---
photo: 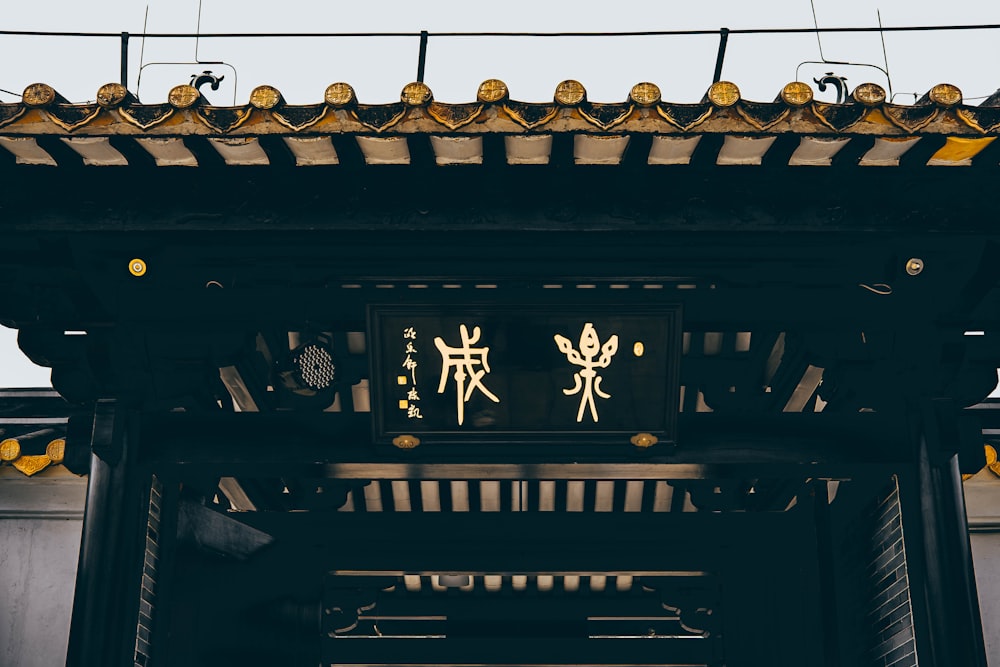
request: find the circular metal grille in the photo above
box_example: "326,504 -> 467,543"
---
295,344 -> 336,390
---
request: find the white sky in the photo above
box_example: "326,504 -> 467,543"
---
2,0 -> 1000,387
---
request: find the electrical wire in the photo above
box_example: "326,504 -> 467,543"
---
0,23 -> 1000,39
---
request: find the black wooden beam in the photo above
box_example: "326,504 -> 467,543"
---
349,594 -> 709,620
101,285 -> 939,332
830,136 -> 876,168
132,410 -> 908,480
759,133 -> 802,168
66,401 -> 147,667
328,133 -> 366,169
899,401 -> 988,667
321,637 -> 715,666
899,135 -> 948,169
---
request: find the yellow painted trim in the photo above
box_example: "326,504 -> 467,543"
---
117,106 -> 175,130
655,105 -> 711,132
271,106 -> 329,132
735,105 -> 788,131
44,106 -> 102,132
426,102 -> 485,131
929,136 -> 996,162
12,455 -> 51,477
580,104 -> 635,131
502,104 -> 558,130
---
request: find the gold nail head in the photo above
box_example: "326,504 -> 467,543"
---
477,79 -> 509,103
852,83 -> 886,106
633,341 -> 645,357
629,82 -> 661,106
630,432 -> 659,448
781,81 -> 814,106
0,438 -> 21,462
905,258 -> 924,276
249,85 -> 282,110
324,82 -> 356,107
129,258 -> 147,277
707,81 -> 741,107
97,82 -> 129,108
401,82 -> 433,106
46,438 -> 66,464
929,83 -> 962,107
168,84 -> 201,109
392,434 -> 420,449
22,83 -> 56,107
554,80 -> 586,106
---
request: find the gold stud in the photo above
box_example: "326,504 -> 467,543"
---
477,79 -> 509,103
781,81 -> 814,106
45,439 -> 66,464
0,438 -> 20,462
22,83 -> 56,107
707,81 -> 741,107
392,434 -> 420,449
129,258 -> 147,277
168,84 -> 201,109
401,82 -> 433,106
554,80 -> 586,106
905,258 -> 924,276
96,82 -> 129,108
249,85 -> 282,110
630,432 -> 659,448
629,82 -> 661,106
929,83 -> 962,107
852,83 -> 886,106
324,82 -> 356,107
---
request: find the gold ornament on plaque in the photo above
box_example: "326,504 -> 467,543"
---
630,433 -> 659,448
707,81 -> 741,107
554,80 -> 586,106
852,83 -> 886,106
392,434 -> 421,449
781,82 -> 814,106
477,79 -> 509,103
629,82 -> 661,106
129,258 -> 147,277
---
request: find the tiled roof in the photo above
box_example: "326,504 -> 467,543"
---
1,79 -> 999,167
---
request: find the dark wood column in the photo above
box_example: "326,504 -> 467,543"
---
901,401 -> 988,667
65,401 -> 148,667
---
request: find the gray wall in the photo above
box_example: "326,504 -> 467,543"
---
0,473 -> 86,667
966,474 -> 1000,665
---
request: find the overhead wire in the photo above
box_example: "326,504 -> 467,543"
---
0,23 -> 1000,39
